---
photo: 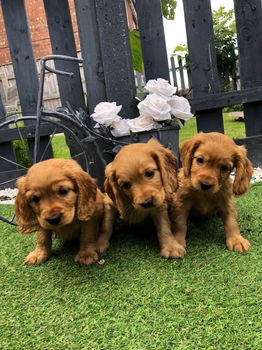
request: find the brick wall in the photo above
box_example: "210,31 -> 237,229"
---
0,0 -> 80,66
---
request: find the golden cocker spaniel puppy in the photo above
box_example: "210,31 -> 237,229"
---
104,138 -> 185,259
15,158 -> 114,265
172,132 -> 253,254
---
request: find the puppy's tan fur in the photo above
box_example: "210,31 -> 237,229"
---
172,132 -> 253,254
15,158 -> 114,265
104,139 -> 185,259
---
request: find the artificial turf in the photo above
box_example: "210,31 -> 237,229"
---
0,183 -> 261,349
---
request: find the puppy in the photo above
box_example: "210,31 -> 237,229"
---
104,138 -> 185,259
15,158 -> 114,265
172,132 -> 253,254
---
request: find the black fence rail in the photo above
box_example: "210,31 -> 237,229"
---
0,0 -> 262,187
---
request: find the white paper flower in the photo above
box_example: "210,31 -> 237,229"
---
91,102 -> 122,126
111,117 -> 131,137
137,94 -> 172,121
168,95 -> 193,120
128,115 -> 159,133
145,78 -> 177,99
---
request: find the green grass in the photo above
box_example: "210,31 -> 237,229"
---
179,113 -> 245,144
0,183 -> 261,349
51,134 -> 70,158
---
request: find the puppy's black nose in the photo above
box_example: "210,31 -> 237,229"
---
46,214 -> 61,226
140,197 -> 154,209
200,182 -> 213,190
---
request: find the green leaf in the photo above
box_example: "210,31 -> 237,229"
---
161,0 -> 177,20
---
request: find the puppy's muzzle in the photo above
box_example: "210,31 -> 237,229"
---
45,214 -> 62,226
140,197 -> 154,209
200,182 -> 213,191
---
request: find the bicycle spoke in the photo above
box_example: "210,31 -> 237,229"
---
14,119 -> 33,165
0,155 -> 28,170
40,126 -> 57,161
14,120 -> 28,152
0,176 -> 22,186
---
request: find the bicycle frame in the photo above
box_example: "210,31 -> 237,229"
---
34,55 -> 83,163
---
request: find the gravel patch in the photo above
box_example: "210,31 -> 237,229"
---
0,188 -> 18,205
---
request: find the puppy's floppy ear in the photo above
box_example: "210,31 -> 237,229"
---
15,176 -> 40,234
104,162 -> 126,218
233,145 -> 253,196
104,163 -> 117,205
180,134 -> 202,177
73,170 -> 97,221
149,138 -> 178,194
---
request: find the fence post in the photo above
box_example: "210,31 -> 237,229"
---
95,0 -> 137,119
1,0 -> 39,116
234,0 -> 262,136
0,93 -> 17,174
74,0 -> 107,114
170,56 -> 178,87
178,57 -> 186,90
0,93 -> 6,123
1,0 -> 53,166
43,0 -> 86,111
136,0 -> 170,82
183,0 -> 224,133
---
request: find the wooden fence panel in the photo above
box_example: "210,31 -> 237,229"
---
234,0 -> 262,136
1,0 -> 39,116
43,0 -> 85,111
95,0 -> 137,118
74,0 -> 106,114
136,0 -> 170,82
1,0 -> 52,178
170,57 -> 178,87
0,93 -> 6,122
183,0 -> 224,133
178,57 -> 186,90
0,93 -> 17,174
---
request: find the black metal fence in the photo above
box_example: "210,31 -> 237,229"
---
0,0 -> 262,186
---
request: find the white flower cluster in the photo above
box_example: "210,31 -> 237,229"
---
91,78 -> 193,137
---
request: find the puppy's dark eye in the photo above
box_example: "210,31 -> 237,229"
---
58,189 -> 69,195
145,170 -> 154,178
121,182 -> 131,190
31,196 -> 40,203
196,157 -> 204,164
221,165 -> 229,172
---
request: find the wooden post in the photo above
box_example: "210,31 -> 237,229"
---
178,57 -> 186,90
234,0 -> 262,136
0,93 -> 6,123
170,56 -> 178,87
74,0 -> 106,114
95,0 -> 137,119
136,0 -> 170,82
43,0 -> 86,111
1,0 -> 39,116
1,0 -> 52,171
183,0 -> 224,133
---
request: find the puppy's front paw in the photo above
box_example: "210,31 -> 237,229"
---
96,238 -> 110,254
160,239 -> 186,259
226,235 -> 251,253
74,249 -> 99,265
24,250 -> 50,265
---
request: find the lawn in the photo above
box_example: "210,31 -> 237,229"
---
179,112 -> 245,144
1,111 -> 260,349
0,182 -> 261,349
